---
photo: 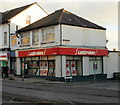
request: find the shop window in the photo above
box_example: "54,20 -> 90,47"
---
24,61 -> 39,76
40,61 -> 48,76
11,35 -> 17,45
32,30 -> 39,45
66,56 -> 74,60
89,57 -> 103,75
25,15 -> 31,25
31,57 -> 39,60
66,61 -> 77,76
21,32 -> 30,45
48,56 -> 55,60
40,56 -> 47,60
66,56 -> 82,76
4,32 -> 7,45
26,57 -> 32,61
42,27 -> 55,43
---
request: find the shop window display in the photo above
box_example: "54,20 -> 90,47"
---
40,61 -> 48,76
66,61 -> 77,76
66,56 -> 82,76
89,57 -> 103,75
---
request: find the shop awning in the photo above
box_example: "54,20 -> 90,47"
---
17,47 -> 108,57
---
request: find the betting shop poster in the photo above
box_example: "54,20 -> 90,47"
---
40,61 -> 48,76
71,61 -> 77,76
66,61 -> 71,76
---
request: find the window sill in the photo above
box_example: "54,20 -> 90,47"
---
41,41 -> 55,44
20,44 -> 30,47
32,43 -> 39,45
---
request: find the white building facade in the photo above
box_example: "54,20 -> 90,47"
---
0,2 -> 47,70
15,9 -> 108,81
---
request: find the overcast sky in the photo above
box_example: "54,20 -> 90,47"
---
0,0 -> 118,50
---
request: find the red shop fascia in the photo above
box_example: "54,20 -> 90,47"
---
17,47 -> 108,57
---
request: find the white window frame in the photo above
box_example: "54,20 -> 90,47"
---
4,32 -> 7,45
20,32 -> 30,46
41,27 -> 55,43
25,15 -> 31,25
32,30 -> 39,45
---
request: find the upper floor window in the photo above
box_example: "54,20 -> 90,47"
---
25,15 -> 31,25
11,35 -> 17,46
42,27 -> 55,43
21,32 -> 30,45
32,30 -> 39,45
4,32 -> 7,45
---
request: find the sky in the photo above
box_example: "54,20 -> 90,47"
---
0,0 -> 119,51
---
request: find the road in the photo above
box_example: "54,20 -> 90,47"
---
2,79 -> 120,104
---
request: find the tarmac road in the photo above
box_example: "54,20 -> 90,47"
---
2,78 -> 120,104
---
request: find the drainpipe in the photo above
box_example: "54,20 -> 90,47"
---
7,22 -> 12,74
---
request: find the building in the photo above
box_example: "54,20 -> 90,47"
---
15,9 -> 108,81
0,2 -> 47,72
105,51 -> 120,79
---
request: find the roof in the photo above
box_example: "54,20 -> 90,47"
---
17,9 -> 106,33
0,2 -> 43,24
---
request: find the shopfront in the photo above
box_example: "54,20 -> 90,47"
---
17,47 -> 108,80
21,56 -> 55,77
0,54 -> 8,75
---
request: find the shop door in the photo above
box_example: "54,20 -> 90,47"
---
48,61 -> 55,76
27,61 -> 39,76
66,61 -> 77,76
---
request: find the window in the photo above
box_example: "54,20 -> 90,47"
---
4,32 -> 7,45
42,27 -> 55,42
32,30 -> 39,45
89,57 -> 103,75
11,35 -> 17,45
25,15 -> 31,25
21,32 -> 30,45
66,56 -> 82,76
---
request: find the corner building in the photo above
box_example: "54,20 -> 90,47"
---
16,9 -> 108,81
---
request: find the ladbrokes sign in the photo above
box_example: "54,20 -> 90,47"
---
18,47 -> 108,57
77,50 -> 96,55
29,51 -> 44,56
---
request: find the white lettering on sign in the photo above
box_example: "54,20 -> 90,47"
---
78,50 -> 96,55
29,51 -> 44,56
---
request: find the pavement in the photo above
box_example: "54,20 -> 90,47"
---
2,76 -> 120,104
2,76 -> 120,91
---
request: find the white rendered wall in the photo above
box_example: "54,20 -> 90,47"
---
19,25 -> 60,49
10,4 -> 47,28
55,56 -> 66,77
9,4 -> 47,50
0,25 -> 2,49
16,57 -> 21,75
0,24 -> 9,49
62,25 -> 106,47
105,52 -> 119,78
55,56 -> 62,77
83,57 -> 89,76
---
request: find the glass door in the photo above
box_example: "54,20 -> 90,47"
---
48,61 -> 55,76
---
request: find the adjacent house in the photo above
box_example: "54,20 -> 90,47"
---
16,9 -> 108,81
105,51 -> 120,79
0,2 -> 47,71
